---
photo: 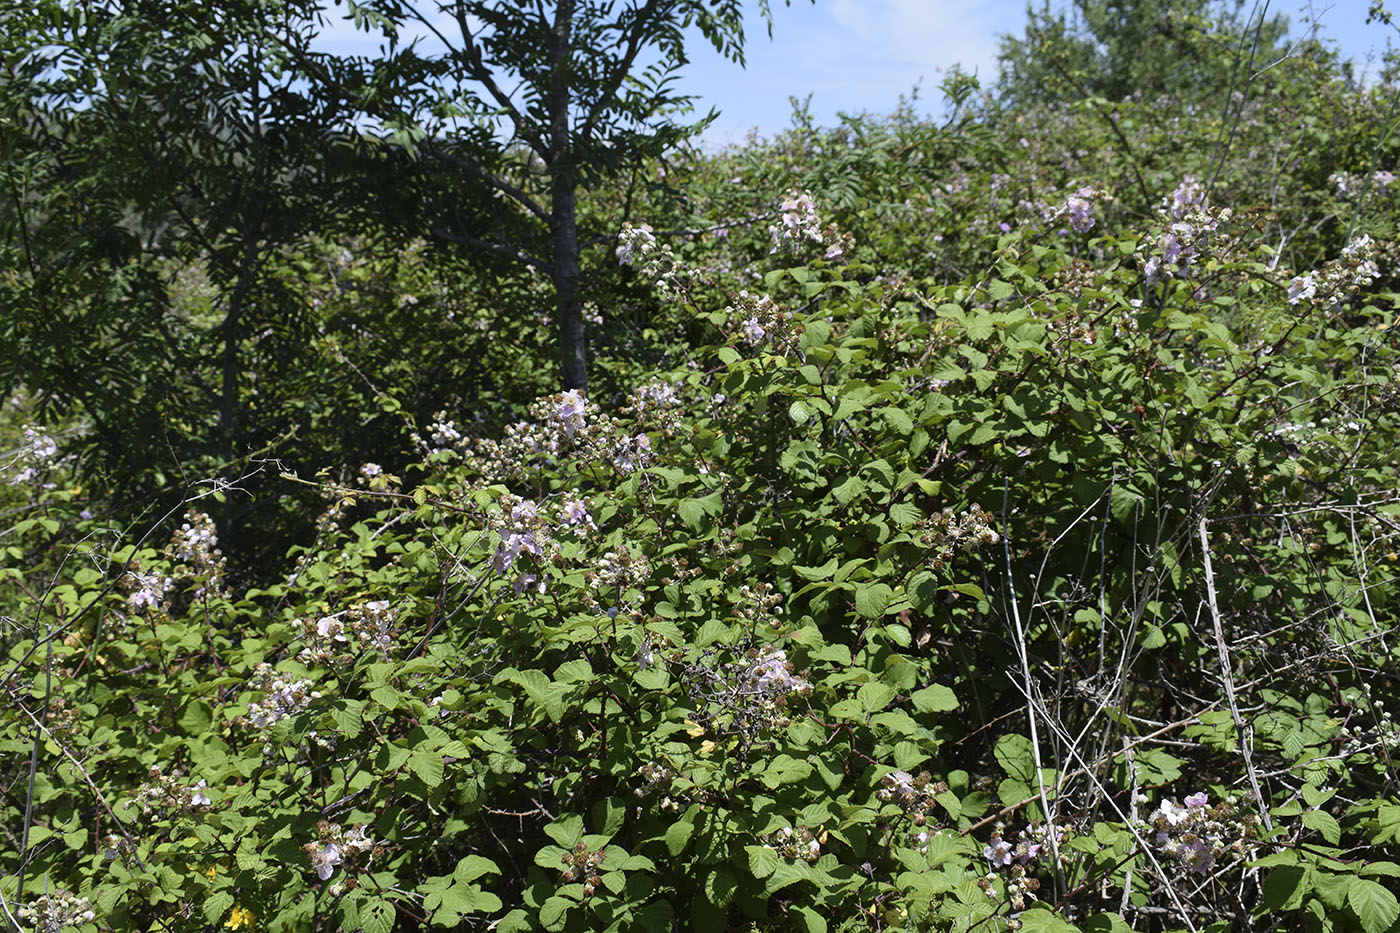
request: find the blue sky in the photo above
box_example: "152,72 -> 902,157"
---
679,0 -> 1396,146
312,0 -> 1396,145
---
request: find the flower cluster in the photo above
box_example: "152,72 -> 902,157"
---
1338,684 -> 1399,761
243,662 -> 321,728
768,190 -> 850,260
304,821 -> 374,882
734,582 -> 784,627
7,424 -> 59,485
226,906 -> 255,930
125,566 -> 173,617
633,762 -> 675,805
558,496 -> 596,535
492,490 -> 551,577
766,824 -> 823,862
461,390 -> 655,480
980,821 -> 1065,910
747,648 -> 812,698
1137,180 -> 1232,286
1329,169 -> 1397,197
1143,792 -> 1258,874
592,545 -> 652,593
1164,175 -> 1206,221
877,770 -> 945,823
559,842 -> 608,896
621,382 -> 685,436
918,504 -> 1000,570
19,890 -> 96,933
294,599 -> 397,665
1287,234 -> 1386,307
617,222 -> 687,297
123,765 -> 212,821
677,640 -> 812,754
1063,186 -> 1097,233
163,509 -> 226,599
724,290 -> 802,357
608,431 -> 653,474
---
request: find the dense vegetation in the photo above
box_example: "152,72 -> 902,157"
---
3,1 -> 1400,931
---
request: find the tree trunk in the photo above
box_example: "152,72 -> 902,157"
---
551,179 -> 587,392
549,0 -> 587,392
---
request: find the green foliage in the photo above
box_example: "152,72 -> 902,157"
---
3,4 -> 1400,932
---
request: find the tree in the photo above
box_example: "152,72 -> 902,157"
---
1,1 -> 363,557
995,0 -> 1292,109
270,0 -> 783,391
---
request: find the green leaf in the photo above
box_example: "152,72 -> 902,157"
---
1303,809 -> 1342,845
858,681 -> 896,713
796,905 -> 828,932
911,684 -> 958,713
705,867 -> 738,907
409,750 -> 444,787
665,820 -> 694,856
539,896 -> 572,930
544,814 -> 585,848
764,754 -> 814,787
854,582 -> 893,619
993,733 -> 1036,782
453,855 -> 499,884
179,699 -> 213,734
1348,878 -> 1399,933
1017,907 -> 1080,932
746,845 -> 779,878
203,892 -> 234,925
360,898 -> 395,933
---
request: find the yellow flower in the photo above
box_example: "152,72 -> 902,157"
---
226,906 -> 254,930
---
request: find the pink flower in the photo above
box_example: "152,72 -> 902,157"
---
310,843 -> 342,881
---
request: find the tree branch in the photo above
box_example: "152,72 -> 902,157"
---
429,226 -> 547,269
267,27 -> 553,226
580,0 -> 664,142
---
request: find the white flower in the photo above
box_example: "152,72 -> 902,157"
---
554,390 -> 587,437
1151,799 -> 1189,826
984,839 -> 1014,867
310,843 -> 343,881
1287,274 -> 1316,305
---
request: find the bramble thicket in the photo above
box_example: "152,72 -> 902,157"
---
3,1 -> 1400,931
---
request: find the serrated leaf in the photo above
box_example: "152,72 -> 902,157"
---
544,815 -> 584,850
858,681 -> 896,712
993,733 -> 1035,782
796,905 -> 828,932
453,855 -> 499,884
746,844 -> 779,878
409,750 -> 444,787
203,892 -> 233,925
360,898 -> 395,933
1348,878 -> 1400,933
854,582 -> 893,619
539,896 -> 571,930
1303,809 -> 1342,844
